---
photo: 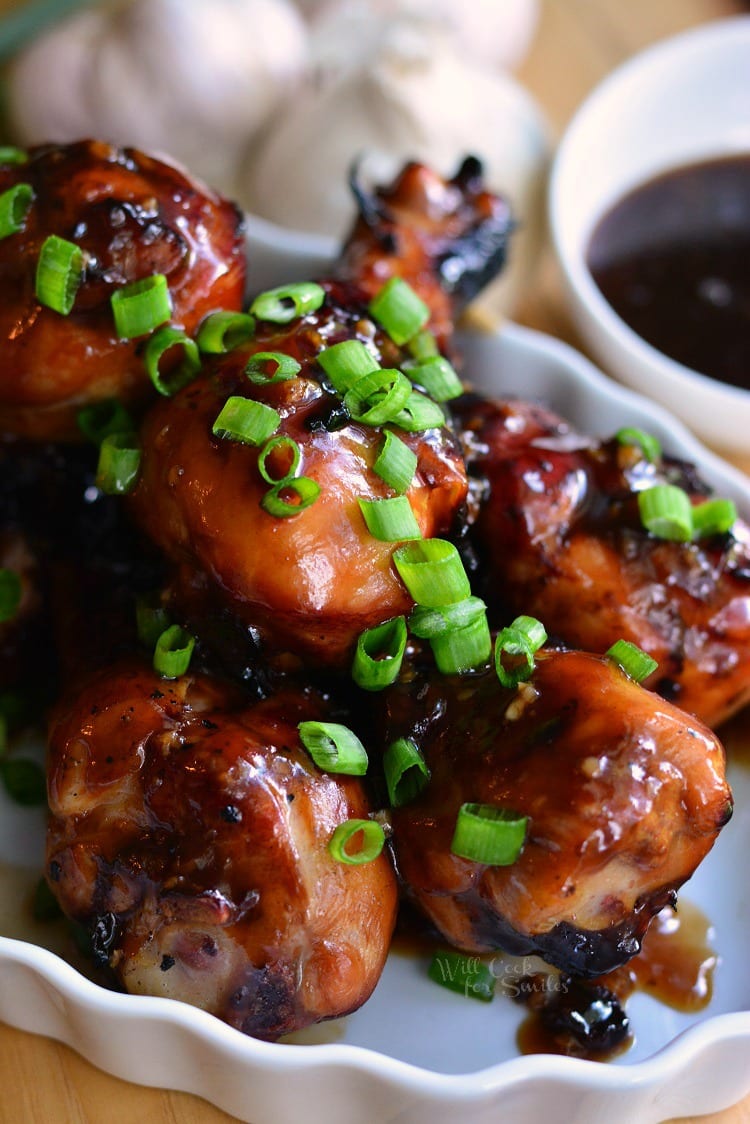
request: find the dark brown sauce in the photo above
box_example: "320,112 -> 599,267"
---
587,155 -> 750,389
517,901 -> 716,1061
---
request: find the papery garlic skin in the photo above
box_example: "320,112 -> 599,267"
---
242,21 -> 549,315
7,0 -> 309,194
306,0 -> 540,72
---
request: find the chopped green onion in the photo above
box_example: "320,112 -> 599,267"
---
153,624 -> 195,679
257,435 -> 301,485
616,427 -> 661,464
317,339 -> 379,394
429,614 -> 492,676
95,432 -> 141,495
409,596 -> 488,639
212,397 -> 280,445
328,818 -> 385,865
298,720 -> 368,775
383,737 -> 430,807
373,430 -> 417,494
403,356 -> 463,402
358,495 -> 421,542
244,351 -> 301,384
0,569 -> 22,623
261,476 -> 320,517
144,325 -> 201,396
352,616 -> 407,691
35,234 -> 83,315
606,639 -> 658,683
0,182 -> 33,239
451,803 -> 528,865
250,281 -> 325,324
393,539 -> 471,607
368,277 -> 430,345
77,398 -> 134,445
428,951 -> 496,1002
0,758 -> 46,806
407,329 -> 439,361
135,592 -> 171,648
638,484 -> 693,542
392,391 -> 446,432
494,615 -> 547,688
111,274 -> 171,339
0,147 -> 28,165
344,368 -> 412,426
692,498 -> 737,539
197,310 -> 255,354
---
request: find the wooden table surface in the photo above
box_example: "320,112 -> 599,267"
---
1,0 -> 749,1121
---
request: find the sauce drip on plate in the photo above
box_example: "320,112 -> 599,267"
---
587,155 -> 750,390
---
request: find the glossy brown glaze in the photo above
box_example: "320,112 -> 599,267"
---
383,649 -> 731,977
458,396 -> 750,727
130,160 -> 512,670
46,661 -> 398,1040
0,140 -> 245,441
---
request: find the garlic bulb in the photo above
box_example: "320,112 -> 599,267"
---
7,0 -> 309,193
307,0 -> 540,73
241,20 -> 549,315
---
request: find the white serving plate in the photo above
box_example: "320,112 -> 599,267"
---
1,319 -> 749,1123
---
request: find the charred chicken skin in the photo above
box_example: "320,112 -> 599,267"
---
129,160 -> 512,670
0,140 -> 245,441
384,648 -> 731,977
46,661 -> 397,1040
458,397 -> 750,728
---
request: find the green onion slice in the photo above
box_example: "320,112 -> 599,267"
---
257,435 -> 301,485
35,234 -> 83,315
494,615 -> 547,688
352,617 -> 407,691
407,329 -> 439,361
451,803 -> 528,865
692,498 -> 737,539
153,624 -> 195,679
409,596 -> 488,639
250,281 -> 325,324
393,539 -> 471,607
0,147 -> 28,165
616,426 -> 661,464
428,951 -> 496,1002
383,737 -> 430,807
144,325 -> 201,396
328,818 -> 385,865
0,183 -> 33,239
317,339 -> 379,395
261,476 -> 320,517
638,484 -> 694,542
403,355 -> 463,402
111,274 -> 171,339
392,390 -> 446,432
606,638 -> 658,683
0,569 -> 22,623
77,398 -> 134,445
373,430 -> 417,494
298,720 -> 368,775
368,277 -> 430,345
197,310 -> 255,354
95,432 -> 141,495
358,495 -> 421,542
429,614 -> 492,676
244,351 -> 301,385
344,368 -> 412,426
135,592 -> 171,648
212,397 -> 280,445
